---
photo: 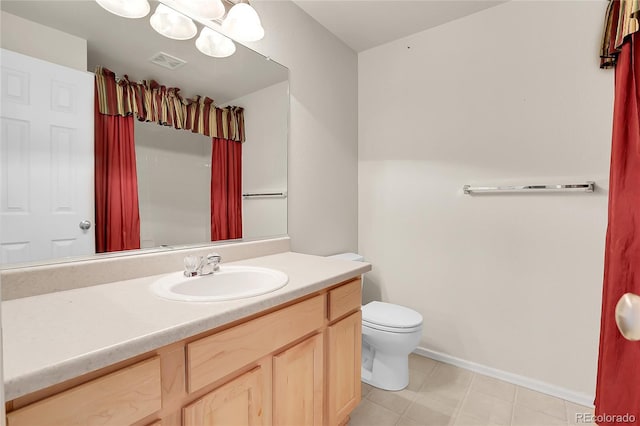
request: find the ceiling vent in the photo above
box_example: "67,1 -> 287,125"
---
149,52 -> 187,70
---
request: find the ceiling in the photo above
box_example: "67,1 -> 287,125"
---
0,1 -> 288,103
292,0 -> 506,52
1,0 -> 506,97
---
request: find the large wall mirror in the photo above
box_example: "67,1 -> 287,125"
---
0,1 -> 289,269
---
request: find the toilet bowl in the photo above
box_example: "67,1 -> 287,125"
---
361,301 -> 423,390
328,253 -> 424,391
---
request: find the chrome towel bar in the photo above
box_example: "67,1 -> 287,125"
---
463,181 -> 595,195
242,191 -> 287,199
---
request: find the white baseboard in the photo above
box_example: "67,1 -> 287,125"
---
413,346 -> 595,408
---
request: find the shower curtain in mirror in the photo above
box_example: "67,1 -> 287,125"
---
596,1 -> 640,422
93,66 -> 246,247
211,137 -> 242,241
94,87 -> 141,253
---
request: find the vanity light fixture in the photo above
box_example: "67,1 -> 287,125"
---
175,0 -> 225,20
221,2 -> 264,42
95,0 -> 150,18
196,27 -> 237,58
95,0 -> 264,58
150,4 -> 198,40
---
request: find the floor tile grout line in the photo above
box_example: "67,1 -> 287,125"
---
507,384 -> 516,426
515,386 -> 575,423
450,372 -> 477,426
365,360 -> 436,421
359,398 -> 403,425
511,385 -> 520,426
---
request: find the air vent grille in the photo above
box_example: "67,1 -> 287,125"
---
149,52 -> 187,70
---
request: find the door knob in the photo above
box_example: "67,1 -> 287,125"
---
616,292 -> 640,341
79,220 -> 92,230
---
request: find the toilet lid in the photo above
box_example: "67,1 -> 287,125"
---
362,301 -> 423,329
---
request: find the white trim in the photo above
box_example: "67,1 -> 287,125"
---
414,346 -> 595,408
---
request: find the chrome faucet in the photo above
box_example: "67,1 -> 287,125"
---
183,253 -> 222,277
200,253 -> 222,275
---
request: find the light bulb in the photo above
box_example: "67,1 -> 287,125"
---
221,3 -> 264,42
196,28 -> 236,58
95,0 -> 150,18
175,0 -> 225,20
150,4 -> 197,40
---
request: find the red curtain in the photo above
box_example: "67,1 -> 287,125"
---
595,33 -> 640,423
210,137 -> 242,241
94,92 -> 141,253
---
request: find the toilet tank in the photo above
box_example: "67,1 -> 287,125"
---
327,252 -> 364,262
327,252 -> 367,299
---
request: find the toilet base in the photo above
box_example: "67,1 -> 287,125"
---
361,345 -> 409,391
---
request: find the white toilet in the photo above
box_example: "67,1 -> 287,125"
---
328,253 -> 423,391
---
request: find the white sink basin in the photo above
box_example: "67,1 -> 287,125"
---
150,265 -> 289,302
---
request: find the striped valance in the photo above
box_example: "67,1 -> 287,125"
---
95,67 -> 245,142
601,0 -> 640,68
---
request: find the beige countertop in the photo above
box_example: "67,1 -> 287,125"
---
2,251 -> 371,401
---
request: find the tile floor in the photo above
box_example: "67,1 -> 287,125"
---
349,354 -> 595,426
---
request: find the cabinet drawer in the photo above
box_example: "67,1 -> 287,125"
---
328,278 -> 361,322
7,357 -> 161,426
187,295 -> 325,393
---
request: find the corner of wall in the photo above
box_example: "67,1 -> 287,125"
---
1,11 -> 87,71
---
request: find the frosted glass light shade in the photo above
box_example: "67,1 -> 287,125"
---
95,0 -> 150,18
196,28 -> 236,58
150,4 -> 197,40
175,0 -> 225,20
221,3 -> 264,42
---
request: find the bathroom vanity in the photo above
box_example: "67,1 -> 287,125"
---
2,251 -> 370,426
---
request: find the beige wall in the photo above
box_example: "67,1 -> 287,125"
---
0,11 -> 86,71
358,1 -> 611,403
134,121 -> 212,248
227,81 -> 289,240
135,81 -> 290,246
245,2 -> 359,255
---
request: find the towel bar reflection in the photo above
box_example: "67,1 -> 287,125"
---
242,192 -> 287,199
463,182 -> 595,195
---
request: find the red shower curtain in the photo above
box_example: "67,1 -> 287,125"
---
595,33 -> 640,423
210,137 -> 242,241
94,97 -> 141,253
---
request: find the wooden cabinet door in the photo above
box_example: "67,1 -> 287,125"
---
183,367 -> 264,426
272,333 -> 323,426
327,311 -> 362,426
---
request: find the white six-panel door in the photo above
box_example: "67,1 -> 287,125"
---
0,48 -> 94,265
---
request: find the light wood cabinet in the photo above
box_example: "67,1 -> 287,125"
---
328,279 -> 361,322
327,311 -> 362,426
186,295 -> 325,393
326,279 -> 363,426
273,333 -> 324,426
5,278 -> 362,426
6,357 -> 161,426
183,367 -> 264,426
